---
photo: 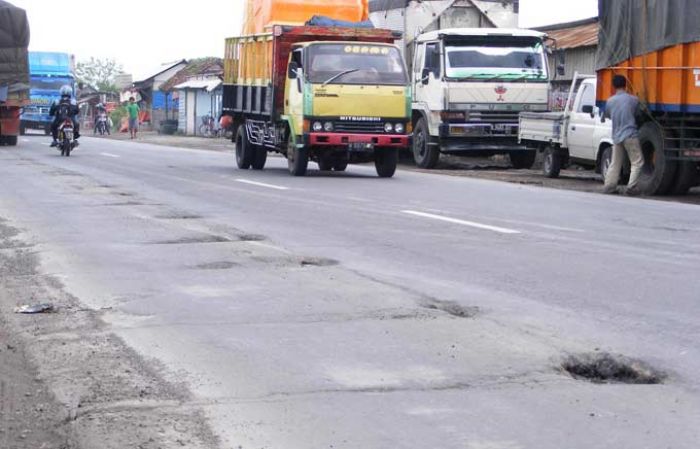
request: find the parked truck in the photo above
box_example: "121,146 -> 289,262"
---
0,1 -> 30,146
519,73 -> 615,180
20,52 -> 76,136
410,28 -> 553,168
596,0 -> 700,195
223,25 -> 411,177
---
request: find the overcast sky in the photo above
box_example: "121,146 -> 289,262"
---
12,0 -> 598,75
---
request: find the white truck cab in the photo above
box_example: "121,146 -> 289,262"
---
519,74 -> 615,180
411,28 -> 551,168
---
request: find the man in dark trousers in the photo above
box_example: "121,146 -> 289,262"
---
602,75 -> 644,195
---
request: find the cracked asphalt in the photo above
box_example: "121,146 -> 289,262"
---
1,135 -> 699,448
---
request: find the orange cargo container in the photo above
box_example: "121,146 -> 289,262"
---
242,0 -> 369,34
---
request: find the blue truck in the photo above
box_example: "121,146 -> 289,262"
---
20,52 -> 75,135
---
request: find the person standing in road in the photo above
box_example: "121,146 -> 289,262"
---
126,97 -> 140,139
602,75 -> 644,195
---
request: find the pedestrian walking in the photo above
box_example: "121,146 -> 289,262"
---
126,97 -> 140,139
602,75 -> 644,195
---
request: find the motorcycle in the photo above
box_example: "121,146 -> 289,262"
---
95,112 -> 110,136
58,119 -> 77,157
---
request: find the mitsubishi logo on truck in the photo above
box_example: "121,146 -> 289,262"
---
495,85 -> 508,102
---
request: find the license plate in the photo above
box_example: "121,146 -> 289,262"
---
350,143 -> 373,152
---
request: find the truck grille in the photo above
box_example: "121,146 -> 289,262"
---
333,121 -> 386,134
466,111 -> 520,124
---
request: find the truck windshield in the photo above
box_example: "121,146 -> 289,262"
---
30,77 -> 73,92
445,40 -> 547,81
307,44 -> 407,86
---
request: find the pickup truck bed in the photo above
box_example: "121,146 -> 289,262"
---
518,111 -> 566,145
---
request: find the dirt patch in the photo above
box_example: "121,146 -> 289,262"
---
236,233 -> 266,242
419,298 -> 479,318
300,257 -> 340,267
561,352 -> 665,384
193,261 -> 239,270
155,235 -> 231,245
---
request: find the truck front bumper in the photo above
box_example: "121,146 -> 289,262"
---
437,123 -> 529,153
305,132 -> 409,148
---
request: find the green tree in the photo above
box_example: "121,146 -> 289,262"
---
76,57 -> 124,92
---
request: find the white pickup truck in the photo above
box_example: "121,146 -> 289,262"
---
518,73 -> 617,180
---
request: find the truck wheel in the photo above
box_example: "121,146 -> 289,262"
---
669,161 -> 699,195
333,155 -> 348,172
287,142 -> 308,176
251,145 -> 267,170
317,153 -> 333,171
235,126 -> 252,169
375,148 -> 398,178
637,122 -> 678,195
542,146 -> 561,178
413,118 -> 439,169
510,150 -> 536,169
19,125 -> 25,136
5,136 -> 18,146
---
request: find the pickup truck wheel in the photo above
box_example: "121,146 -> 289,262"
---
235,126 -> 252,169
543,146 -> 561,178
600,146 -> 613,184
251,145 -> 267,170
637,122 -> 678,195
413,118 -> 439,169
510,150 -> 536,169
287,143 -> 308,176
670,161 -> 699,195
375,148 -> 398,178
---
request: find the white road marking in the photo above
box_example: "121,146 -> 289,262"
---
101,152 -> 120,158
402,210 -> 521,235
236,179 -> 289,191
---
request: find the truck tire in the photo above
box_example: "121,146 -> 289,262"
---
542,146 -> 561,178
251,145 -> 267,170
235,126 -> 252,169
5,135 -> 18,146
333,155 -> 348,172
317,153 -> 333,171
413,118 -> 439,169
669,161 -> 699,195
637,122 -> 678,195
375,148 -> 398,178
19,124 -> 25,136
510,150 -> 536,169
287,142 -> 308,176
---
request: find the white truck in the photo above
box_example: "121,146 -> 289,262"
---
411,28 -> 553,168
518,73 -> 617,180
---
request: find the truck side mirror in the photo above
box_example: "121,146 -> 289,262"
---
421,68 -> 431,85
581,105 -> 594,115
288,61 -> 299,79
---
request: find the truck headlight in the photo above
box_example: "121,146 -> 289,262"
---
384,123 -> 394,133
313,121 -> 323,132
323,122 -> 333,132
394,123 -> 405,134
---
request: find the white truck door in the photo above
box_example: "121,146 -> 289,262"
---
414,41 -> 443,126
567,80 -> 598,161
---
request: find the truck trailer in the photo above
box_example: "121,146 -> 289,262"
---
20,52 -> 76,136
596,0 -> 700,195
0,0 -> 30,146
223,25 -> 411,177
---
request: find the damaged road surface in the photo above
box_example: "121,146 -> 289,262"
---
1,137 -> 700,448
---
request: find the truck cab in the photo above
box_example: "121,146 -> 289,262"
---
411,28 -> 551,169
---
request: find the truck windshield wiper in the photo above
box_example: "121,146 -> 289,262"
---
322,69 -> 361,86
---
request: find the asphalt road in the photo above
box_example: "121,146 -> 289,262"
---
2,136 -> 699,448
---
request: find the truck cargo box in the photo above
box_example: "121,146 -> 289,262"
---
243,0 -> 369,34
0,0 -> 30,89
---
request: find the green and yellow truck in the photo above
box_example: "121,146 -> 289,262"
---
223,25 -> 411,177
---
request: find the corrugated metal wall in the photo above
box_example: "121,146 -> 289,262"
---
551,46 -> 597,81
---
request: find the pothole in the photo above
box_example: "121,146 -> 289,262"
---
420,298 -> 478,318
193,261 -> 238,270
561,352 -> 665,384
155,235 -> 231,245
300,257 -> 340,267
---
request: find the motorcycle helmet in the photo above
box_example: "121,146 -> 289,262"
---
59,85 -> 73,97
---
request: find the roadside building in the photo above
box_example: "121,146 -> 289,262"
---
369,0 -> 519,71
128,60 -> 187,131
536,17 -> 598,111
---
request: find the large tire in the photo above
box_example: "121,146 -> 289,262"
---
287,142 -> 308,176
333,155 -> 348,172
600,145 -> 631,185
251,145 -> 267,170
542,145 -> 562,178
412,117 -> 439,169
317,153 -> 333,171
5,135 -> 17,146
375,148 -> 398,178
510,150 -> 537,169
235,126 -> 252,169
670,161 -> 699,195
637,122 -> 678,195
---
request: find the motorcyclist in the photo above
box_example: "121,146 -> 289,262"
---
49,85 -> 80,147
94,103 -> 110,135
